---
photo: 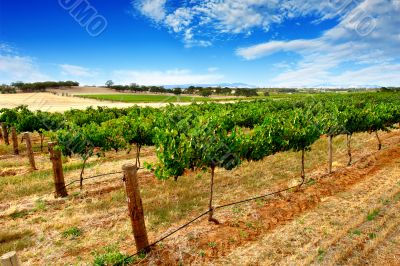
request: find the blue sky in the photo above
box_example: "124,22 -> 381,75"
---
0,0 -> 399,87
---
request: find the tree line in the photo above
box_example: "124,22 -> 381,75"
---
106,81 -> 259,97
0,81 -> 79,93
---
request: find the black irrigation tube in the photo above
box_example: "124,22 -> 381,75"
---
63,167 -> 146,189
125,210 -> 211,261
63,171 -> 124,189
125,179 -> 314,261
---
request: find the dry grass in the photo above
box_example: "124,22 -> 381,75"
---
0,129 -> 398,265
0,92 -> 194,112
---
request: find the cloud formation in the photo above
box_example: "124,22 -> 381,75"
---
59,64 -> 98,78
237,0 -> 400,87
0,44 -> 49,83
111,68 -> 224,85
135,0 -> 353,47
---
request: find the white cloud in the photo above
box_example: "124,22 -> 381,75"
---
111,69 -> 224,85
136,0 -> 167,22
237,39 -> 322,60
59,64 -> 98,78
165,7 -> 193,33
135,0 -> 354,47
0,43 -> 15,54
207,67 -> 219,72
236,0 -> 400,87
0,45 -> 49,83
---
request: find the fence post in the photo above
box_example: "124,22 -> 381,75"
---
11,127 -> 19,155
48,142 -> 68,198
0,251 -> 21,266
122,163 -> 150,253
24,132 -> 37,170
1,123 -> 9,145
328,135 -> 333,174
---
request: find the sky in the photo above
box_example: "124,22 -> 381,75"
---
0,0 -> 399,87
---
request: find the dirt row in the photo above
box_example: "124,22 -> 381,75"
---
136,130 -> 400,265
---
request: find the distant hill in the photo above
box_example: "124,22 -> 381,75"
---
163,83 -> 258,89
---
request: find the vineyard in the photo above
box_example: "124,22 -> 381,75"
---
1,92 -> 400,265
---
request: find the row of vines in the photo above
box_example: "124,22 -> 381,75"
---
1,92 -> 400,223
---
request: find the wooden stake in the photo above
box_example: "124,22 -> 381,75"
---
375,131 -> 382,150
208,165 -> 219,224
347,134 -> 352,166
122,163 -> 150,253
11,127 -> 19,155
1,123 -> 9,145
328,135 -> 333,174
39,133 -> 44,152
24,132 -> 37,170
0,251 -> 21,266
301,149 -> 305,183
48,142 -> 68,198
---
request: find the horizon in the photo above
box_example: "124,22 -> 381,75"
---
0,0 -> 399,87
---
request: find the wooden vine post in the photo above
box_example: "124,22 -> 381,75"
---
48,142 -> 68,198
301,149 -> 305,184
328,135 -> 333,174
1,123 -> 9,145
347,134 -> 352,166
122,163 -> 150,253
24,132 -> 37,170
11,127 -> 19,155
375,131 -> 382,150
208,164 -> 220,224
0,251 -> 21,266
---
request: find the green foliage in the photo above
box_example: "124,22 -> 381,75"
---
105,80 -> 114,88
0,85 -> 16,94
62,227 -> 82,239
93,246 -> 135,266
11,81 -> 79,92
9,210 -> 30,219
172,87 -> 182,95
200,90 -> 212,97
367,209 -> 381,221
1,92 -> 400,185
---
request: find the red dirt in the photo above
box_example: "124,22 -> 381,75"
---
134,130 -> 400,265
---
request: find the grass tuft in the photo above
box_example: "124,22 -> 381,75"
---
367,209 -> 381,221
9,210 -> 30,219
93,246 -> 135,266
62,227 -> 82,239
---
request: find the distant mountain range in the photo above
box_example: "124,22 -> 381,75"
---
309,83 -> 381,89
164,83 -> 381,89
163,83 -> 258,89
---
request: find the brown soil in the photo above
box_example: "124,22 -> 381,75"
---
134,130 -> 400,265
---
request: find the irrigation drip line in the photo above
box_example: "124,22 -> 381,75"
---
126,179 -> 314,261
126,210 -> 211,260
64,167 -> 146,188
63,171 -> 124,189
215,180 -> 313,210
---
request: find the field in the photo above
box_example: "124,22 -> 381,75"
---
1,128 -> 399,265
0,89 -> 256,113
0,92 -> 193,112
77,94 -> 242,103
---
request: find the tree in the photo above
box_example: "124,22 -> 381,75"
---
172,88 -> 182,95
200,90 -> 212,97
105,80 -> 114,88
